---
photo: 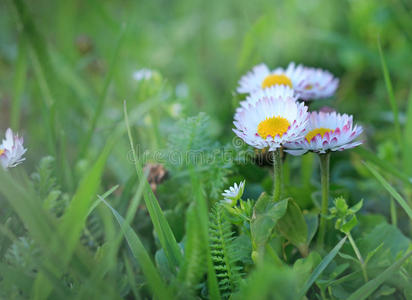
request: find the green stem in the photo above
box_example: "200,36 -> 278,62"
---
347,232 -> 369,283
317,152 -> 330,248
273,148 -> 282,202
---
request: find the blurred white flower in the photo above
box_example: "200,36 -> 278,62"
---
222,180 -> 245,205
133,68 -> 154,81
170,103 -> 183,118
0,128 -> 27,169
237,62 -> 339,100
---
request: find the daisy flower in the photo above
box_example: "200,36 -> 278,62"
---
235,85 -> 295,117
222,181 -> 245,204
0,128 -> 27,169
237,62 -> 339,100
284,111 -> 363,156
233,87 -> 309,151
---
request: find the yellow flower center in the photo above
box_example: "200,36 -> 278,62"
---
0,149 -> 4,156
305,84 -> 313,90
257,116 -> 290,139
261,74 -> 293,89
305,128 -> 334,142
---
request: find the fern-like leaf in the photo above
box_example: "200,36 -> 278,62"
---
165,113 -> 232,199
209,203 -> 242,298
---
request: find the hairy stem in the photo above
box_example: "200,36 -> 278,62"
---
317,152 -> 330,248
273,148 -> 282,202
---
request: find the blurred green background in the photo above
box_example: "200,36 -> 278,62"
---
1,0 -> 411,212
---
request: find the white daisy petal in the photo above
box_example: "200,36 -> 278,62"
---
284,111 -> 363,155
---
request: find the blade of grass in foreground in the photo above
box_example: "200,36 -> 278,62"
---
76,179 -> 146,299
298,236 -> 347,299
364,161 -> 412,220
347,250 -> 412,300
377,37 -> 402,147
123,101 -> 183,272
101,197 -> 173,300
189,171 -> 221,300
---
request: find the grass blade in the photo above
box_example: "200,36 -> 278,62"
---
190,171 -> 221,300
353,147 -> 412,187
347,250 -> 412,300
299,236 -> 347,299
377,37 -> 402,147
101,197 -> 173,300
11,0 -> 58,157
364,161 -> 412,220
123,101 -> 183,272
78,23 -> 128,159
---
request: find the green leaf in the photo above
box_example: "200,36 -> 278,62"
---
349,199 -> 363,214
305,213 -> 319,245
364,243 -> 384,266
338,252 -> 358,264
251,197 -> 288,250
340,215 -> 358,234
335,197 -> 348,214
293,252 -> 321,287
101,198 -> 173,300
276,199 -> 308,251
298,236 -> 347,299
358,223 -> 410,262
364,162 -> 412,221
123,101 -> 183,272
347,250 -> 412,300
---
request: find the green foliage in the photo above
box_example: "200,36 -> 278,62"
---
102,198 -> 173,300
31,156 -> 69,216
251,194 -> 288,253
209,203 -> 242,298
329,197 -> 363,234
166,113 -> 232,199
276,198 -> 309,255
177,204 -> 208,297
233,264 -> 298,300
299,237 -> 347,298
